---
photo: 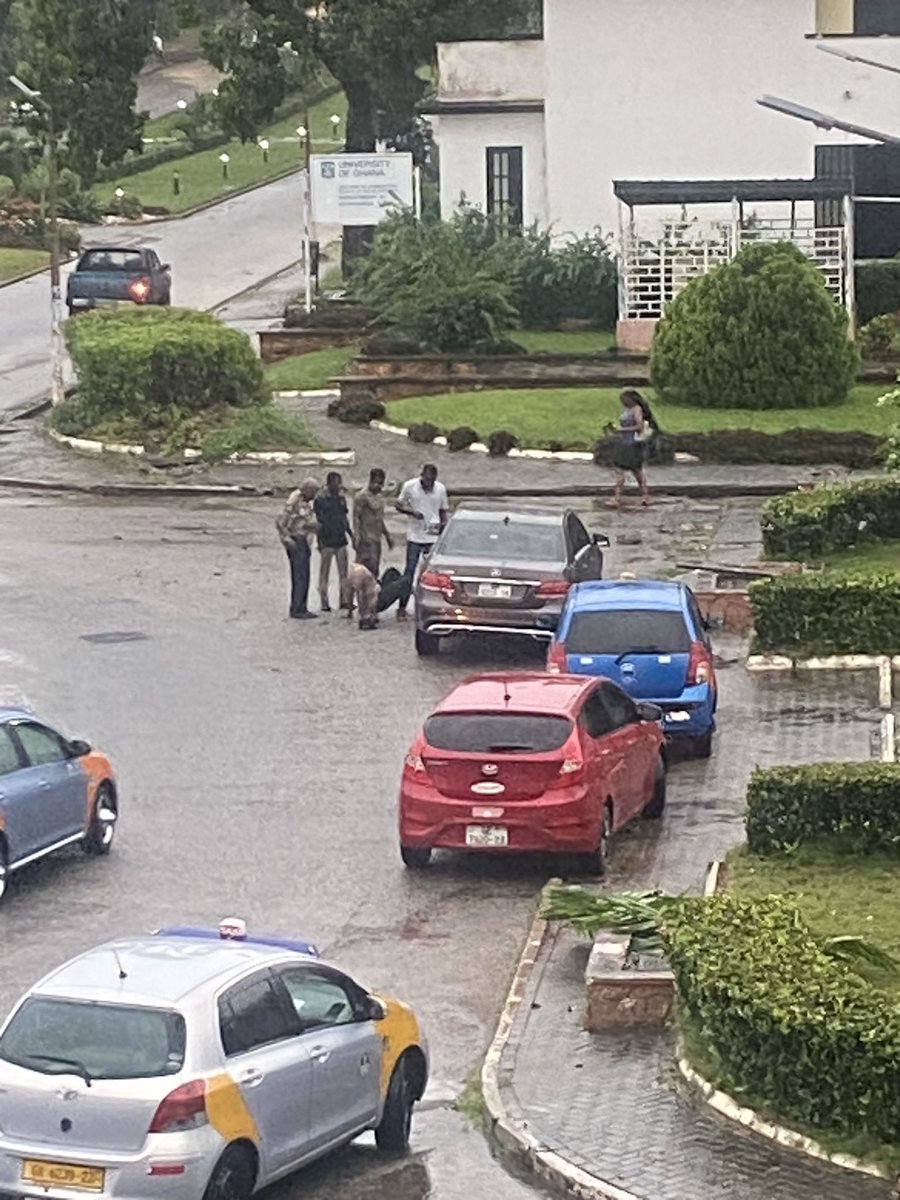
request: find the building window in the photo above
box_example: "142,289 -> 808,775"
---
486,146 -> 523,228
815,142 -> 900,257
855,0 -> 900,34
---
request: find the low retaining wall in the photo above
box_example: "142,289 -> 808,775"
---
259,328 -> 363,364
584,934 -> 674,1031
348,352 -> 646,385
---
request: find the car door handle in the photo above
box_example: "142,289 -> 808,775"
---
39,780 -> 51,790
310,1045 -> 331,1065
239,1068 -> 264,1088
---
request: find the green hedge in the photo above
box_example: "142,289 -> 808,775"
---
669,894 -> 900,1144
65,307 -> 267,417
857,260 -> 900,325
746,762 -> 900,855
761,477 -> 900,559
749,572 -> 900,655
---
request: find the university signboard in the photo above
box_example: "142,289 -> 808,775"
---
310,152 -> 415,225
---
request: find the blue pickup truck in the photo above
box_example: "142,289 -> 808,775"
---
66,245 -> 172,315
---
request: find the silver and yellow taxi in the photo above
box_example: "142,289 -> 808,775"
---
0,920 -> 428,1199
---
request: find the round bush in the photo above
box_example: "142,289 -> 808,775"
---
447,425 -> 479,452
64,307 -> 266,416
650,243 -> 858,410
487,429 -> 519,456
326,395 -> 386,425
408,421 -> 440,444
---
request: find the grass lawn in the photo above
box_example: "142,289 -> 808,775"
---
727,843 -> 900,998
0,246 -> 50,282
94,89 -> 347,213
265,346 -> 356,392
821,539 -> 900,574
511,329 -> 615,354
387,384 -> 889,448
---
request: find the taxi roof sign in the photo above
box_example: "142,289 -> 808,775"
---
154,923 -> 319,958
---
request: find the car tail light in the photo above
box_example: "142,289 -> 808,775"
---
536,579 -> 570,597
550,756 -> 585,788
686,640 -> 712,685
148,1080 -> 208,1134
404,752 -> 425,775
129,277 -> 151,303
419,570 -> 454,594
546,640 -> 567,674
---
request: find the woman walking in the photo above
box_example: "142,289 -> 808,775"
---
607,389 -> 654,509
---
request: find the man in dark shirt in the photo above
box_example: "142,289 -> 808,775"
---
314,471 -> 354,612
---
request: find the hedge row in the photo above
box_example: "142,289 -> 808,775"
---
761,477 -> 900,559
746,762 -> 900,855
668,893 -> 900,1144
857,259 -> 900,326
749,572 -> 900,656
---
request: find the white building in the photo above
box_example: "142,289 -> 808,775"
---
423,0 -> 900,341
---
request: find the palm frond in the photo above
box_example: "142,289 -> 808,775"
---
819,935 -> 900,976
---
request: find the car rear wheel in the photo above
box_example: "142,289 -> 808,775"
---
693,728 -> 713,759
375,1060 -> 415,1152
642,757 -> 667,819
203,1146 -> 256,1200
415,629 -> 439,657
401,845 -> 432,869
0,840 -> 8,905
586,804 -> 613,877
83,783 -> 117,855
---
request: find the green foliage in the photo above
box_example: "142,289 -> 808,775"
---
407,421 -> 439,444
264,347 -> 355,392
325,394 -> 385,424
859,314 -> 899,360
749,572 -> 900,655
881,377 -> 900,472
746,763 -> 900,856
651,242 -> 858,410
542,885 -> 679,956
64,307 -> 267,419
761,477 -> 900,558
446,425 -> 478,451
14,0 -> 154,185
487,429 -> 519,456
0,196 -> 80,252
669,893 -> 900,1145
856,259 -> 900,325
197,404 -> 320,460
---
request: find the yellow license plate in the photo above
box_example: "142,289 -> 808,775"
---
22,1159 -> 105,1192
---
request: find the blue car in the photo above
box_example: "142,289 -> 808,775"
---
547,580 -> 717,757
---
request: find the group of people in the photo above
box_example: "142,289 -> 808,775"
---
275,463 -> 449,630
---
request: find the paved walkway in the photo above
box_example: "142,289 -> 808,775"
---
499,669 -> 893,1200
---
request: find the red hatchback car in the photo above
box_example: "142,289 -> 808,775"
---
398,673 -> 666,873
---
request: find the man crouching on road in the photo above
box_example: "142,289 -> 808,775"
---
276,477 -> 319,619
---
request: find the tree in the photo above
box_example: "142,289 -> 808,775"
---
13,0 -> 155,185
650,242 -> 859,410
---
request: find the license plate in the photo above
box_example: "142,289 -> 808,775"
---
95,299 -> 120,309
665,710 -> 691,722
477,583 -> 512,599
22,1160 -> 105,1192
466,824 -> 508,847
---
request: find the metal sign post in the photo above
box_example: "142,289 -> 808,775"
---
300,168 -> 313,314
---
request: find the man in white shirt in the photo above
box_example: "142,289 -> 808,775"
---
395,463 -> 449,620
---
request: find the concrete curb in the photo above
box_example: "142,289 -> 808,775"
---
481,899 -> 642,1200
370,418 -> 596,464
0,477 -> 272,498
676,1057 -> 891,1181
47,427 -> 354,467
104,163 -> 302,226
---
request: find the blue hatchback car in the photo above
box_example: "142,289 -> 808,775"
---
547,580 -> 717,756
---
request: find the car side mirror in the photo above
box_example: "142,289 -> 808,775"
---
592,533 -> 610,548
636,702 -> 662,723
364,995 -> 387,1022
68,739 -> 92,757
160,263 -> 171,272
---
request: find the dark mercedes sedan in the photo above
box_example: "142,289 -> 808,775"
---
413,505 -> 608,656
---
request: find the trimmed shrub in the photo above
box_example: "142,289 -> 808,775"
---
407,421 -> 440,444
746,762 -> 900,856
761,477 -> 900,559
668,893 -> 900,1144
326,395 -> 386,425
749,572 -> 900,656
859,314 -> 898,360
651,242 -> 859,410
857,259 -> 900,325
447,425 -> 479,452
64,308 -> 266,417
487,429 -> 519,456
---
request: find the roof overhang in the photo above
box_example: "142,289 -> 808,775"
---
613,178 -> 854,206
417,99 -> 544,116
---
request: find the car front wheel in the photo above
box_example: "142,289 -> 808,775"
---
642,757 -> 667,819
83,783 -> 117,855
375,1060 -> 415,1152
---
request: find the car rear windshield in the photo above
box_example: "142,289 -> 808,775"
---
439,517 -> 564,562
0,997 -> 186,1080
565,609 -> 691,655
424,713 -> 573,753
78,250 -> 145,272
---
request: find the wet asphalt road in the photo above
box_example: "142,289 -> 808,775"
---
0,492 -> 884,1199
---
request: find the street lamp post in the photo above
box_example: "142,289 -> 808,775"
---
258,138 -> 269,164
10,75 -> 64,406
219,152 -> 230,181
330,113 -> 342,144
296,122 -> 311,169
